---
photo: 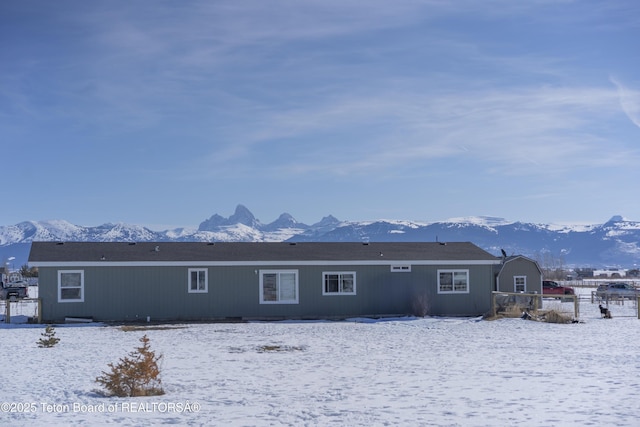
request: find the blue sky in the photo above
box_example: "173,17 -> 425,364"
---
1,1 -> 639,230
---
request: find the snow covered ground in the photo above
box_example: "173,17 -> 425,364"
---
1,291 -> 639,426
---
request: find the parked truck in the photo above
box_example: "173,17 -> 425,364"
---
542,280 -> 575,295
0,280 -> 29,301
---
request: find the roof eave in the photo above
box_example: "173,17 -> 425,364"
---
30,259 -> 501,268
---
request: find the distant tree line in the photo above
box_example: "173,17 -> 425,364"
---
534,253 -> 640,280
534,251 -> 566,280
20,265 -> 38,277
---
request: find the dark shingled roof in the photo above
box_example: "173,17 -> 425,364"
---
29,241 -> 499,264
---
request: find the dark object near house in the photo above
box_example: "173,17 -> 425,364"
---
0,280 -> 29,301
595,283 -> 640,300
599,304 -> 612,319
542,280 -> 574,295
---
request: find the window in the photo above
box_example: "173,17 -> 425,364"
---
188,268 -> 208,293
260,270 -> 299,304
58,270 -> 84,302
514,276 -> 526,292
391,265 -> 412,273
323,272 -> 356,295
437,270 -> 469,294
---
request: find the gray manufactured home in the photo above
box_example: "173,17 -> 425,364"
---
28,241 -> 501,322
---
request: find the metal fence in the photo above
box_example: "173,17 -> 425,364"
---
491,291 -> 579,319
590,293 -> 639,318
492,290 -> 640,320
0,298 -> 41,324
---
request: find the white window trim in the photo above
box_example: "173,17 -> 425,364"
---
514,276 -> 526,293
322,271 -> 357,296
188,268 -> 208,293
58,270 -> 84,303
437,269 -> 470,294
390,264 -> 412,273
259,270 -> 299,304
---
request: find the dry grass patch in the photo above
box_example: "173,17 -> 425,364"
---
257,345 -> 305,353
484,304 -> 528,320
229,344 -> 307,353
411,292 -> 431,317
538,309 -> 575,324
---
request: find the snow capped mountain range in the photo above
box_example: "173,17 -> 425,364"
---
2,205 -> 639,268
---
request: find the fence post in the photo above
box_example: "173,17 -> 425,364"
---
37,298 -> 42,324
5,301 -> 10,324
573,295 -> 579,319
491,292 -> 496,317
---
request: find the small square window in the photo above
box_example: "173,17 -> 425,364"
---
188,269 -> 208,293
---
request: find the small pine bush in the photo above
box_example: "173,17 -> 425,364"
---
95,335 -> 165,397
37,325 -> 60,348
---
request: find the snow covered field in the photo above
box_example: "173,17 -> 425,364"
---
1,293 -> 639,426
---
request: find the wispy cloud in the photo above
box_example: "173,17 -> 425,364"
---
191,82 -> 629,180
610,76 -> 640,129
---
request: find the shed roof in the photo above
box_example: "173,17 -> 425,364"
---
29,241 -> 499,266
494,254 -> 543,275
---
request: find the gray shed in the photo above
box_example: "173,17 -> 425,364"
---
495,255 -> 543,294
29,241 -> 501,322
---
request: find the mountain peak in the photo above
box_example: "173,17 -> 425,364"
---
198,204 -> 260,231
263,212 -> 305,231
197,214 -> 226,231
607,215 -> 625,223
229,204 -> 260,227
312,215 -> 341,228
